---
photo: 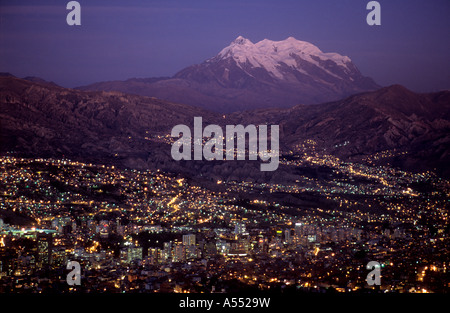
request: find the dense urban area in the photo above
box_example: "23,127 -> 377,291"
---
0,144 -> 448,293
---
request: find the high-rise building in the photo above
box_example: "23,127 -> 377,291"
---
216,240 -> 230,255
148,248 -> 161,265
284,229 -> 292,244
127,246 -> 143,263
162,242 -> 172,262
36,233 -> 53,269
173,243 -> 185,263
182,234 -> 196,246
203,242 -> 217,259
294,222 -> 304,236
87,219 -> 97,233
98,220 -> 109,238
116,217 -> 124,235
0,247 -> 15,276
234,221 -> 247,236
185,245 -> 197,260
52,247 -> 68,267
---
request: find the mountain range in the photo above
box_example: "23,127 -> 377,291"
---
1,75 -> 449,181
78,36 -> 380,112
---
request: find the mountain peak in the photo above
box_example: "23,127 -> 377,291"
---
216,36 -> 356,81
381,84 -> 413,94
82,36 -> 380,112
232,35 -> 252,45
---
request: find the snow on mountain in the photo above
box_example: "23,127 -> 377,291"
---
79,36 -> 380,112
216,36 -> 352,80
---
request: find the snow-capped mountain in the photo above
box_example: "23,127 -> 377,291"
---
216,36 -> 352,80
79,36 -> 380,112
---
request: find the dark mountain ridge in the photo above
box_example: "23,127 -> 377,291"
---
232,84 -> 450,176
1,76 -> 449,180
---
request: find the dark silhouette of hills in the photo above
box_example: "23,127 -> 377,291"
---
1,76 -> 449,179
232,84 -> 450,176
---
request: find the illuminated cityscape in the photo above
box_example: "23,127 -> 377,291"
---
0,146 -> 448,293
1,0 -> 449,305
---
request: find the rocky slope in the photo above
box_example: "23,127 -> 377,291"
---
2,76 -> 449,180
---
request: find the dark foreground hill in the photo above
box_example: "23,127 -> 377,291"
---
1,76 -> 449,179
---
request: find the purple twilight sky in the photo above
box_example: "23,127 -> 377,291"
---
0,0 -> 449,92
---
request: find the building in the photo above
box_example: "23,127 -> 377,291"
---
203,242 -> 217,259
182,234 -> 196,246
294,222 -> 304,236
234,221 -> 247,236
228,238 -> 249,257
98,220 -> 109,238
216,240 -> 230,255
185,245 -> 197,260
147,248 -> 161,265
0,247 -> 15,276
173,243 -> 185,263
284,229 -> 292,244
127,246 -> 143,263
36,233 -> 53,269
162,242 -> 172,263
